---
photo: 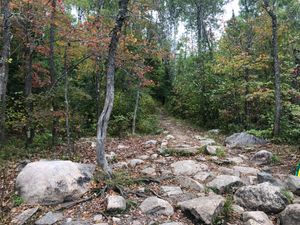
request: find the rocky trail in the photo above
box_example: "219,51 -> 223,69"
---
5,112 -> 300,225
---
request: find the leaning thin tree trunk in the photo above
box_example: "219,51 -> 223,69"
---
49,0 -> 58,146
64,46 -> 71,156
96,0 -> 129,176
132,81 -> 141,135
0,0 -> 11,144
263,0 -> 281,136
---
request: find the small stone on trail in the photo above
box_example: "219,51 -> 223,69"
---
93,214 -> 103,222
140,197 -> 174,216
242,211 -> 273,225
285,175 -> 300,196
161,186 -> 183,196
193,171 -> 213,183
107,195 -> 126,211
11,207 -> 39,225
144,140 -> 157,146
233,166 -> 259,176
171,160 -> 208,176
207,175 -> 244,194
251,150 -> 273,165
128,159 -> 144,168
141,167 -> 156,176
35,212 -> 63,225
176,176 -> 205,192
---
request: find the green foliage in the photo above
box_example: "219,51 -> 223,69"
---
216,149 -> 226,158
271,154 -> 281,165
223,195 -> 233,219
281,189 -> 294,204
12,194 -> 23,207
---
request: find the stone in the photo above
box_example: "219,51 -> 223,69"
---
62,220 -> 91,225
141,167 -> 156,176
16,160 -> 95,205
257,172 -> 283,186
232,204 -> 244,215
205,145 -> 221,155
170,160 -> 208,176
112,161 -> 128,169
160,223 -> 184,225
233,166 -> 259,176
208,129 -> 220,134
169,146 -> 198,155
11,207 -> 39,225
199,139 -> 216,146
280,204 -> 300,225
169,193 -> 198,203
225,132 -> 267,148
226,157 -> 244,164
285,175 -> 300,196
139,155 -> 150,160
128,159 -> 144,168
105,152 -> 116,162
242,211 -> 273,225
175,176 -> 205,192
193,171 -> 213,183
144,140 -> 157,146
178,195 -> 225,224
150,154 -> 158,159
242,176 -> 257,185
234,182 -> 288,213
161,186 -> 183,196
93,215 -> 103,222
35,212 -> 63,225
166,135 -> 175,140
107,195 -> 126,211
117,144 -> 129,149
207,175 -> 244,194
218,167 -> 240,176
251,150 -> 273,165
140,197 -> 174,216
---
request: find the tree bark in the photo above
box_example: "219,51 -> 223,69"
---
263,0 -> 281,136
49,0 -> 58,146
96,0 -> 129,177
132,81 -> 141,135
0,0 -> 11,144
64,45 -> 71,155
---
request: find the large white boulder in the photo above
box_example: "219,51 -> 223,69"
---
225,132 -> 266,148
16,160 -> 95,205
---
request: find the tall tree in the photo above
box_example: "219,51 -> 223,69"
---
263,0 -> 281,136
0,0 -> 11,144
96,0 -> 129,176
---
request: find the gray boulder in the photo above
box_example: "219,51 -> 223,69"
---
207,175 -> 244,194
251,150 -> 273,165
233,166 -> 259,176
280,204 -> 300,225
161,186 -> 183,196
257,172 -> 283,186
285,175 -> 300,196
171,160 -> 208,176
35,212 -> 63,225
107,195 -> 126,211
178,195 -> 225,224
225,132 -> 266,148
16,160 -> 95,205
139,197 -> 174,216
234,182 -> 288,213
242,211 -> 273,225
175,176 -> 205,192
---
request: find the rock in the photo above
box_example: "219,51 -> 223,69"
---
225,132 -> 266,148
257,172 -> 283,186
128,159 -> 144,168
117,144 -> 129,149
232,204 -> 244,215
93,214 -> 103,222
285,175 -> 300,196
138,155 -> 150,160
11,207 -> 39,225
169,193 -> 198,203
140,197 -> 174,216
112,217 -> 121,223
16,160 -> 95,205
207,175 -> 244,194
242,176 -> 257,185
170,160 -> 208,176
226,157 -> 244,164
107,195 -> 126,211
193,172 -> 213,183
105,152 -> 116,162
151,154 -> 158,159
165,135 -> 175,140
280,204 -> 300,225
144,140 -> 157,146
205,146 -> 221,155
175,176 -> 205,192
178,195 -> 225,224
35,212 -> 63,225
131,221 -> 142,225
62,220 -> 91,225
218,167 -> 240,176
208,129 -> 220,134
242,211 -> 273,225
112,161 -> 128,169
16,160 -> 31,172
199,139 -> 216,146
141,167 -> 156,176
233,166 -> 259,176
251,150 -> 273,165
234,182 -> 288,213
160,223 -> 184,225
161,186 -> 183,196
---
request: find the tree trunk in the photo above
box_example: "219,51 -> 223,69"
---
64,46 -> 71,156
0,0 -> 11,144
96,0 -> 129,177
132,81 -> 141,135
263,0 -> 281,136
49,0 -> 58,146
